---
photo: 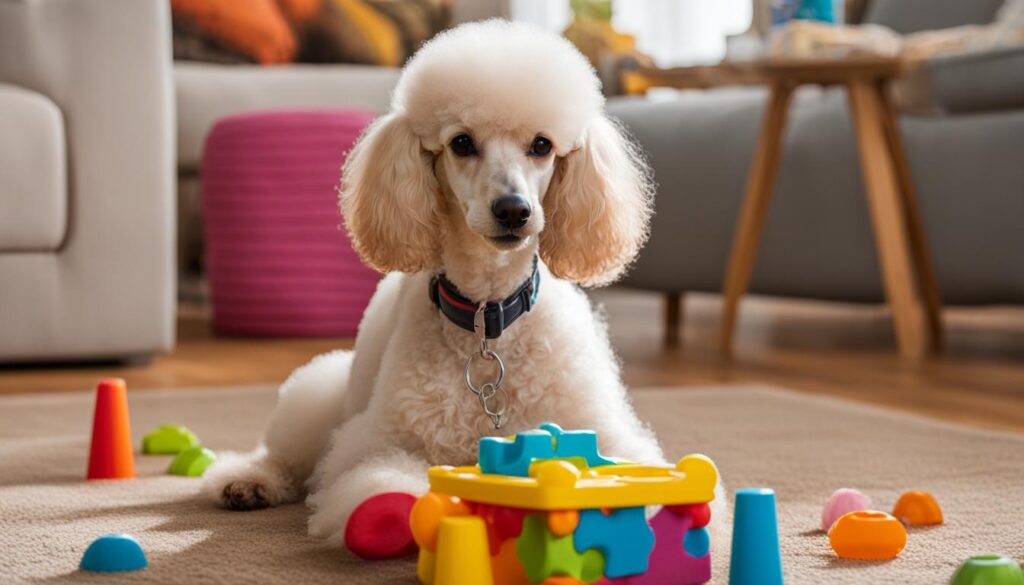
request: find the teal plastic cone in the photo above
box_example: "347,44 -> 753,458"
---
730,487 -> 784,585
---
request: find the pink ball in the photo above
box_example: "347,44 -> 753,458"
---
822,488 -> 873,532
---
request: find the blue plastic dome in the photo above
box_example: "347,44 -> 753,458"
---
80,534 -> 148,572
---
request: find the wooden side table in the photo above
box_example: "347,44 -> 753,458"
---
717,58 -> 943,359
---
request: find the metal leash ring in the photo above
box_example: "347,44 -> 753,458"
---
464,349 -> 505,395
477,382 -> 510,428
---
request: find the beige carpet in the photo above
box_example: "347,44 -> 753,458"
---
1,385 -> 1022,584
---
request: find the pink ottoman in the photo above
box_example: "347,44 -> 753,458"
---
201,109 -> 379,337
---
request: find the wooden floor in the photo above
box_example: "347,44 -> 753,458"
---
2,290 -> 1022,433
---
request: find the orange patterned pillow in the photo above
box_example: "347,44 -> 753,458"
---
277,0 -> 323,26
298,0 -> 450,65
171,0 -> 297,64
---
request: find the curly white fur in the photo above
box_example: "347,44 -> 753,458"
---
203,19 -> 724,548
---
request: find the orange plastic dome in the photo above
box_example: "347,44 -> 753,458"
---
892,491 -> 943,526
828,511 -> 907,560
409,492 -> 471,553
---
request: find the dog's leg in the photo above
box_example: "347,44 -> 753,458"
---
307,447 -> 429,547
587,406 -> 666,465
202,350 -> 354,510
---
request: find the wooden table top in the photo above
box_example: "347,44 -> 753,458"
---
622,56 -> 906,94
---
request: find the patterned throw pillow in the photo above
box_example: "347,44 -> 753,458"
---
277,0 -> 323,26
298,0 -> 451,65
171,0 -> 298,64
367,0 -> 453,58
171,0 -> 451,66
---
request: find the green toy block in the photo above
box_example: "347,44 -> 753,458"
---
581,548 -> 605,583
515,514 -> 605,583
168,447 -> 217,477
142,424 -> 201,455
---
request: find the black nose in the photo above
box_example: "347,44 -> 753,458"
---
491,194 -> 531,229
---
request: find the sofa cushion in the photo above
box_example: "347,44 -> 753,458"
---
0,84 -> 66,252
175,62 -> 400,169
863,0 -> 1003,34
927,45 -> 1024,113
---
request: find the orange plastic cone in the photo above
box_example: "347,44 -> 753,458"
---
86,378 -> 136,480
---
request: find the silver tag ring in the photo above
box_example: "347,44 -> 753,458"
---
464,349 -> 505,394
480,385 -> 509,418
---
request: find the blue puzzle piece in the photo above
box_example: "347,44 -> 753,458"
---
479,423 -> 617,477
540,423 -> 618,468
574,506 -> 655,578
479,430 -> 556,476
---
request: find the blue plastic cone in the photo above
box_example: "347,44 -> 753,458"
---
729,487 -> 784,585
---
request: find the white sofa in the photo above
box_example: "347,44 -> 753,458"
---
0,0 -> 176,362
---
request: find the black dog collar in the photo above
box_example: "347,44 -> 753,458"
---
430,257 -> 540,339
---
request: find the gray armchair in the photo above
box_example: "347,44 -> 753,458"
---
0,0 -> 176,362
610,0 -> 1024,340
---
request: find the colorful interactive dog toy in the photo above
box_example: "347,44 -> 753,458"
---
891,490 -> 943,526
86,379 -> 136,481
141,424 -> 201,455
79,534 -> 148,572
821,488 -> 873,532
405,423 -> 718,585
828,510 -> 907,560
729,488 -> 784,585
950,555 -> 1024,585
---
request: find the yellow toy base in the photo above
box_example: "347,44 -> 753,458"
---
427,454 -> 717,510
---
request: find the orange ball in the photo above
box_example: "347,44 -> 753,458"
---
546,510 -> 580,537
828,511 -> 907,560
409,492 -> 471,552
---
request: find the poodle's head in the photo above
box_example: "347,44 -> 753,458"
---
341,20 -> 653,287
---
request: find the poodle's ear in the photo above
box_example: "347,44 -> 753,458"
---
540,116 -> 654,286
340,112 -> 442,273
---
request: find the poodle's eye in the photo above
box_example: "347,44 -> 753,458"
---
450,134 -> 478,157
529,136 -> 553,157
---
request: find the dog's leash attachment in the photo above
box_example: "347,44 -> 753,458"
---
464,306 -> 509,429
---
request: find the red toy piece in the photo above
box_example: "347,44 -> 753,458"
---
473,502 -> 531,554
86,378 -> 136,480
667,503 -> 711,529
345,492 -> 418,560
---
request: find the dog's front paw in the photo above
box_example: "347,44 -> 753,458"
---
201,450 -> 296,510
221,480 -> 272,511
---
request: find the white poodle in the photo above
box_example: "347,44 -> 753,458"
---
203,19 -> 722,558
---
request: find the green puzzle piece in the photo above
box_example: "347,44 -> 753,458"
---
142,424 -> 201,455
168,447 -> 217,477
515,514 -> 605,583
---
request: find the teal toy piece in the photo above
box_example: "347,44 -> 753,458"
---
79,534 -> 148,572
479,422 -> 616,477
684,527 -> 711,558
951,555 -> 1024,585
539,423 -> 617,468
168,446 -> 217,477
794,0 -> 836,22
480,430 -> 555,477
574,506 -> 654,578
730,488 -> 784,585
142,424 -> 201,455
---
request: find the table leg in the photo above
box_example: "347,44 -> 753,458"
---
664,292 -> 683,347
875,82 -> 944,352
847,79 -> 927,359
719,82 -> 794,356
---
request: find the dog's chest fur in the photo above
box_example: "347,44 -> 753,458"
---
386,275 -> 590,467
